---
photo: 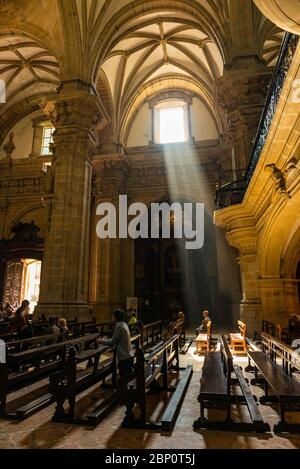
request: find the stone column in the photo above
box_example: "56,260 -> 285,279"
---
226,229 -> 263,336
89,155 -> 131,321
216,70 -> 272,171
238,253 -> 262,336
259,278 -> 299,327
37,81 -> 104,319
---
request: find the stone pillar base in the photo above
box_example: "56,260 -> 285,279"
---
34,302 -> 90,321
239,301 -> 263,338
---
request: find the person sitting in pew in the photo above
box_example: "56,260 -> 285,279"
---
58,318 -> 69,340
45,317 -> 60,344
4,302 -> 14,320
128,311 -> 139,336
195,310 -> 211,335
98,308 -> 134,376
175,311 -> 185,327
14,300 -> 32,340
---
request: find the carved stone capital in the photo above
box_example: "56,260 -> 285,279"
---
92,154 -> 131,200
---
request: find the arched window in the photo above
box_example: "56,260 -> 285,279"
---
153,99 -> 190,144
41,126 -> 54,155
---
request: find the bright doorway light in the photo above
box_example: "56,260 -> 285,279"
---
23,259 -> 42,312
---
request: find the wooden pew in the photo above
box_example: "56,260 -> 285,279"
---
229,320 -> 247,354
195,321 -> 212,354
140,320 -> 163,349
262,319 -> 276,337
85,334 -> 141,426
84,321 -> 115,337
0,321 -> 10,334
0,332 -> 17,342
49,342 -> 115,423
193,336 -> 269,433
118,334 -> 192,431
261,319 -> 289,343
248,332 -> 300,433
0,333 -> 99,420
288,317 -> 300,342
6,333 -> 64,355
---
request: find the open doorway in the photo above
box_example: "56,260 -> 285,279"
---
4,259 -> 42,313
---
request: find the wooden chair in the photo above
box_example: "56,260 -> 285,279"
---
195,321 -> 212,354
229,320 -> 247,354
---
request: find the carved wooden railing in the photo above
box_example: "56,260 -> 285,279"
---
215,33 -> 299,210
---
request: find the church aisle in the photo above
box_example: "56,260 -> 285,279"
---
1,342 -> 300,450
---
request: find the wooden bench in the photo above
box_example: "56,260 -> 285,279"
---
167,319 -> 185,343
140,320 -> 163,349
0,321 -> 11,335
0,332 -> 17,342
6,332 -> 64,355
118,334 -> 192,432
288,317 -> 300,342
0,333 -> 99,420
248,332 -> 300,433
195,321 -> 212,354
85,334 -> 141,426
193,336 -> 269,432
49,342 -> 114,423
261,319 -> 289,343
84,321 -> 115,337
229,320 -> 247,354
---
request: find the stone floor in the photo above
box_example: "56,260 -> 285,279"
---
1,340 -> 300,449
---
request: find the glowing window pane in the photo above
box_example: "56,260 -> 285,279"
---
41,127 -> 54,156
159,107 -> 185,144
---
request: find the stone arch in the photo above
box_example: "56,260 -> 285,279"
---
96,69 -> 115,149
6,204 -> 46,239
281,225 -> 300,279
120,76 -> 222,146
259,191 -> 300,278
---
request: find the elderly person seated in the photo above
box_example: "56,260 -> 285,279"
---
195,310 -> 211,335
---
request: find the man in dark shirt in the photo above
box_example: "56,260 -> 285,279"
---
99,309 -> 134,376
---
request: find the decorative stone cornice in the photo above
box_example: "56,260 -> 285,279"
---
0,176 -> 46,196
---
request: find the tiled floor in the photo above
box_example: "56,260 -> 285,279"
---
1,341 -> 300,449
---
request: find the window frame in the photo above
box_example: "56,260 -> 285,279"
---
41,126 -> 54,156
149,92 -> 193,146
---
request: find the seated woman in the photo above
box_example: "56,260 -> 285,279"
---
57,318 -> 69,341
45,317 -> 60,344
195,310 -> 211,335
127,311 -> 140,335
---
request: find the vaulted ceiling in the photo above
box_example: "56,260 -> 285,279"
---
101,18 -> 224,137
0,32 -> 60,110
0,0 -> 284,144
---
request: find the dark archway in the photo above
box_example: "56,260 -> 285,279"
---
134,199 -> 218,329
0,222 -> 44,305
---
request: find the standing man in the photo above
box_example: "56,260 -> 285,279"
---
98,309 -> 134,376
